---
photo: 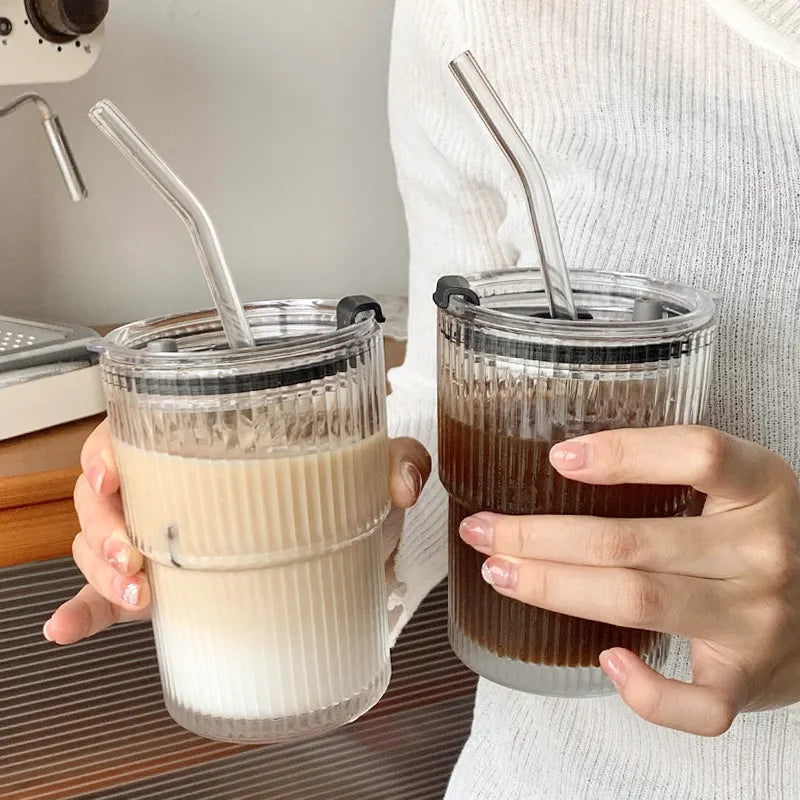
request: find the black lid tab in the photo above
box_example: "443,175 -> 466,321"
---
336,295 -> 386,329
433,276 -> 481,309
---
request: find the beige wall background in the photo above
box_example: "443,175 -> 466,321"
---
0,1 -> 408,324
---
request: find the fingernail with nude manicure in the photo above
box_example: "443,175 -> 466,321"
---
104,536 -> 130,575
401,462 -> 422,498
550,441 -> 589,471
481,558 -> 517,590
42,619 -> 54,642
113,575 -> 140,607
460,514 -> 494,550
600,650 -> 628,689
86,457 -> 107,494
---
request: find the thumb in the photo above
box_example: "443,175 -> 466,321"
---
388,437 -> 432,509
599,647 -> 744,736
79,418 -> 119,496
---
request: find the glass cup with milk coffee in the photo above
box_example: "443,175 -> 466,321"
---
434,269 -> 718,697
94,296 -> 391,742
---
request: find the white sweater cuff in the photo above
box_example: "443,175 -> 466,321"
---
384,383 -> 448,646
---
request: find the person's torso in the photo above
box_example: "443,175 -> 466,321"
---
391,0 -> 800,469
389,1 -> 800,797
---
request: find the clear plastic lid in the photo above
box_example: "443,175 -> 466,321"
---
434,270 -> 717,366
92,297 -> 385,399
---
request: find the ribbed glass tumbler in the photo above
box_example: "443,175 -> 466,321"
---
95,299 -> 391,742
436,270 -> 717,697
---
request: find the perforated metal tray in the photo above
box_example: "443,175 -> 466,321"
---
0,316 -> 99,372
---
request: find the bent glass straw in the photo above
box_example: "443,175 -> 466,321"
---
449,51 -> 578,320
90,100 -> 255,349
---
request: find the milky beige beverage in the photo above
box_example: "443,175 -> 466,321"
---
96,297 -> 392,743
115,433 -> 389,723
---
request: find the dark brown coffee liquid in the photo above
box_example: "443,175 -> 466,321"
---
441,415 -> 702,668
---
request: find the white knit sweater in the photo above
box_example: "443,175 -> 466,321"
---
383,1 -> 800,797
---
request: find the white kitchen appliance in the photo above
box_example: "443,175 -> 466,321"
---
0,0 -> 109,438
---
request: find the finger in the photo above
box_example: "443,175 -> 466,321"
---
71,532 -> 151,612
73,474 -> 142,576
550,426 -> 777,504
79,418 -> 119,495
599,648 -> 742,736
460,511 -> 739,578
481,556 -> 740,639
43,584 -> 150,645
388,437 -> 432,509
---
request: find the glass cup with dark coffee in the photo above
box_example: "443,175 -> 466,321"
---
434,270 -> 718,697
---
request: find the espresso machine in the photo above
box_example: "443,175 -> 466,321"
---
0,0 -> 109,437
